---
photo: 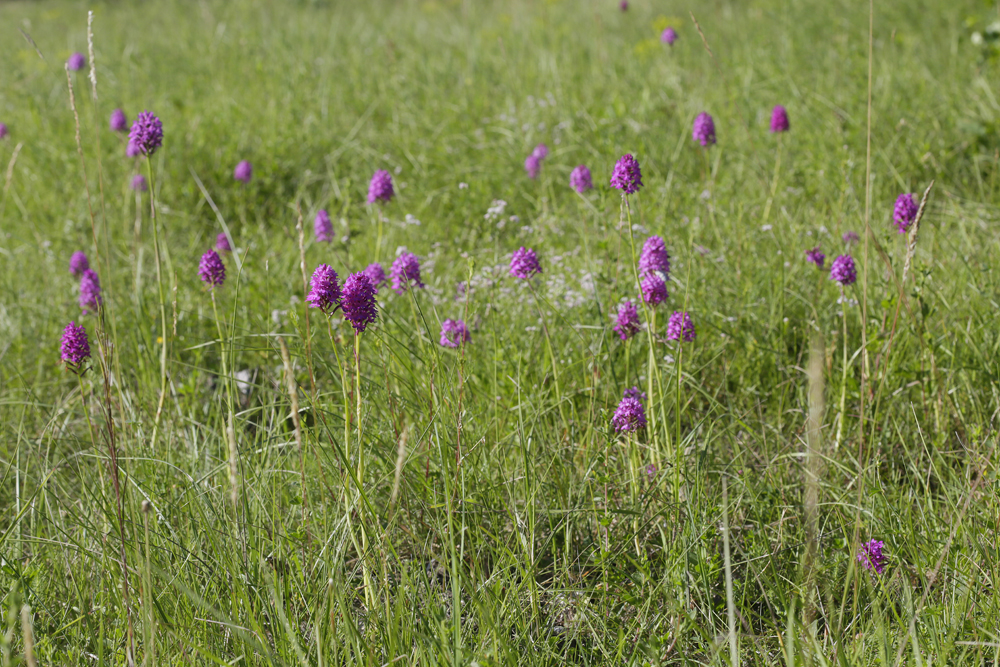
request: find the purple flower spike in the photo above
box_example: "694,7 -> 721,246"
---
306,264 -> 341,313
60,321 -> 91,372
341,272 -> 378,333
829,254 -> 856,286
79,269 -> 103,313
439,319 -> 471,348
619,0 -> 628,11
857,539 -> 888,575
69,251 -> 90,278
661,27 -> 678,45
0,123 -> 8,140
639,236 -> 670,279
893,193 -> 918,234
131,174 -> 147,192
128,111 -> 163,156
363,262 -> 386,290
67,52 -> 86,71
612,396 -> 646,432
367,169 -> 394,204
666,311 -> 695,342
126,140 -> 141,158
805,247 -> 825,269
215,233 -> 231,254
570,165 -> 593,193
610,154 -> 643,194
693,112 -> 716,147
613,300 -> 641,341
532,144 -> 549,160
314,210 -> 333,243
624,386 -> 646,401
509,247 -> 542,280
390,252 -> 425,293
842,230 -> 860,245
199,250 -> 226,289
641,273 -> 668,306
110,109 -> 128,132
770,105 -> 790,133
234,160 -> 253,184
524,154 -> 541,179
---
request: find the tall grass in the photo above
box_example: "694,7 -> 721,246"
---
2,0 -> 1000,664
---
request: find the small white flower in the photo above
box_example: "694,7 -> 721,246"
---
459,182 -> 469,189
761,224 -> 773,232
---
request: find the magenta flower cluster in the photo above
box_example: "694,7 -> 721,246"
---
692,112 -> 716,146
525,144 -> 548,179
613,301 -> 640,340
314,210 -> 333,243
199,250 -> 226,288
893,193 -> 918,234
67,52 -> 86,71
0,123 -> 8,140
641,274 -> 668,306
857,539 -> 888,575
60,322 -> 91,372
610,154 -> 642,194
79,269 -> 102,313
661,27 -> 678,45
570,165 -> 593,193
234,160 -> 253,184
363,263 -> 386,290
129,111 -> 163,156
639,236 -> 670,280
341,273 -> 379,333
829,254 -> 856,286
391,252 -> 425,293
439,319 -> 471,348
770,105 -> 790,133
509,247 -> 542,280
306,264 -> 341,313
666,311 -> 695,342
131,174 -> 147,192
368,170 -> 394,204
805,247 -> 825,268
69,251 -> 89,277
612,396 -> 646,433
110,109 -> 128,132
215,233 -> 231,254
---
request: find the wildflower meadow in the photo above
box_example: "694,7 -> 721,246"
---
2,0 -> 1000,664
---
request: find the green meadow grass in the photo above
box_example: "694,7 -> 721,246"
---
2,0 -> 1000,664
